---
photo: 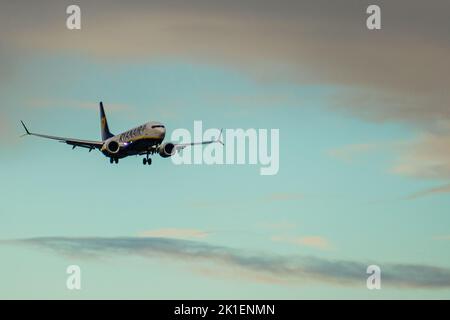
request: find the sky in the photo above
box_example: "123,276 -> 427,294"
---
0,0 -> 450,299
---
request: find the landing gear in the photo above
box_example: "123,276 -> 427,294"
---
143,154 -> 152,165
110,157 -> 119,164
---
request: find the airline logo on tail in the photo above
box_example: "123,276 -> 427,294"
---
101,117 -> 106,131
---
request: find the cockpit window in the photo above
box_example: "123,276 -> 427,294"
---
151,125 -> 165,129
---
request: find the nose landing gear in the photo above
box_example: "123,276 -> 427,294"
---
109,158 -> 119,164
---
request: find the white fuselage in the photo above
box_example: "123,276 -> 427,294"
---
101,121 -> 166,158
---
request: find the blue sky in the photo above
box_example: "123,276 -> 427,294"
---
1,0 -> 450,299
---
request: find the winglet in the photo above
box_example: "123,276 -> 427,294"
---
216,128 -> 224,146
20,120 -> 31,137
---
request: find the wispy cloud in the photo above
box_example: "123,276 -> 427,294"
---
328,143 -> 378,163
26,99 -> 131,112
2,1 -> 450,183
266,193 -> 303,201
189,193 -> 303,209
329,135 -> 450,184
0,114 -> 14,144
271,235 -> 332,250
392,133 -> 450,180
257,221 -> 297,231
432,235 -> 450,241
2,0 -> 450,128
138,228 -> 210,239
407,183 -> 450,200
4,236 -> 450,289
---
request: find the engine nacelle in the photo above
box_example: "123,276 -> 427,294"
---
158,142 -> 176,158
105,140 -> 120,154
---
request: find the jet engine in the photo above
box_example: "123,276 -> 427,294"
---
158,142 -> 176,158
105,140 -> 120,154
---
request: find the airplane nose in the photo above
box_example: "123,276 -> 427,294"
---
159,127 -> 166,138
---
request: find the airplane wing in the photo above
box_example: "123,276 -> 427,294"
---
174,129 -> 224,151
20,121 -> 104,151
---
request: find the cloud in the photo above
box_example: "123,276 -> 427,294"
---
26,99 -> 130,112
328,134 -> 450,183
392,133 -> 450,180
407,183 -> 450,200
189,193 -> 303,210
2,0 -> 450,181
433,235 -> 450,241
328,143 -> 378,163
138,228 -> 210,239
271,235 -> 331,250
4,236 -> 450,289
0,115 -> 8,137
266,193 -> 303,201
0,113 -> 17,146
1,0 -> 449,127
257,221 -> 297,231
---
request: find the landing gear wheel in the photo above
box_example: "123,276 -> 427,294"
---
110,158 -> 114,164
114,158 -> 119,164
143,158 -> 147,165
147,158 -> 152,165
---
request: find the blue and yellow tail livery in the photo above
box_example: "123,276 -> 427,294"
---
100,102 -> 114,141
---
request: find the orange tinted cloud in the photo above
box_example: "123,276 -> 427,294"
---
392,133 -> 450,180
271,235 -> 331,250
138,228 -> 210,239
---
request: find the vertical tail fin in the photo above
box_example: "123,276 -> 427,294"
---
99,102 -> 114,141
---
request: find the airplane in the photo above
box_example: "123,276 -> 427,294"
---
20,102 -> 223,165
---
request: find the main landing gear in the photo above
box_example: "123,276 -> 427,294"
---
109,157 -> 119,164
143,153 -> 152,165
